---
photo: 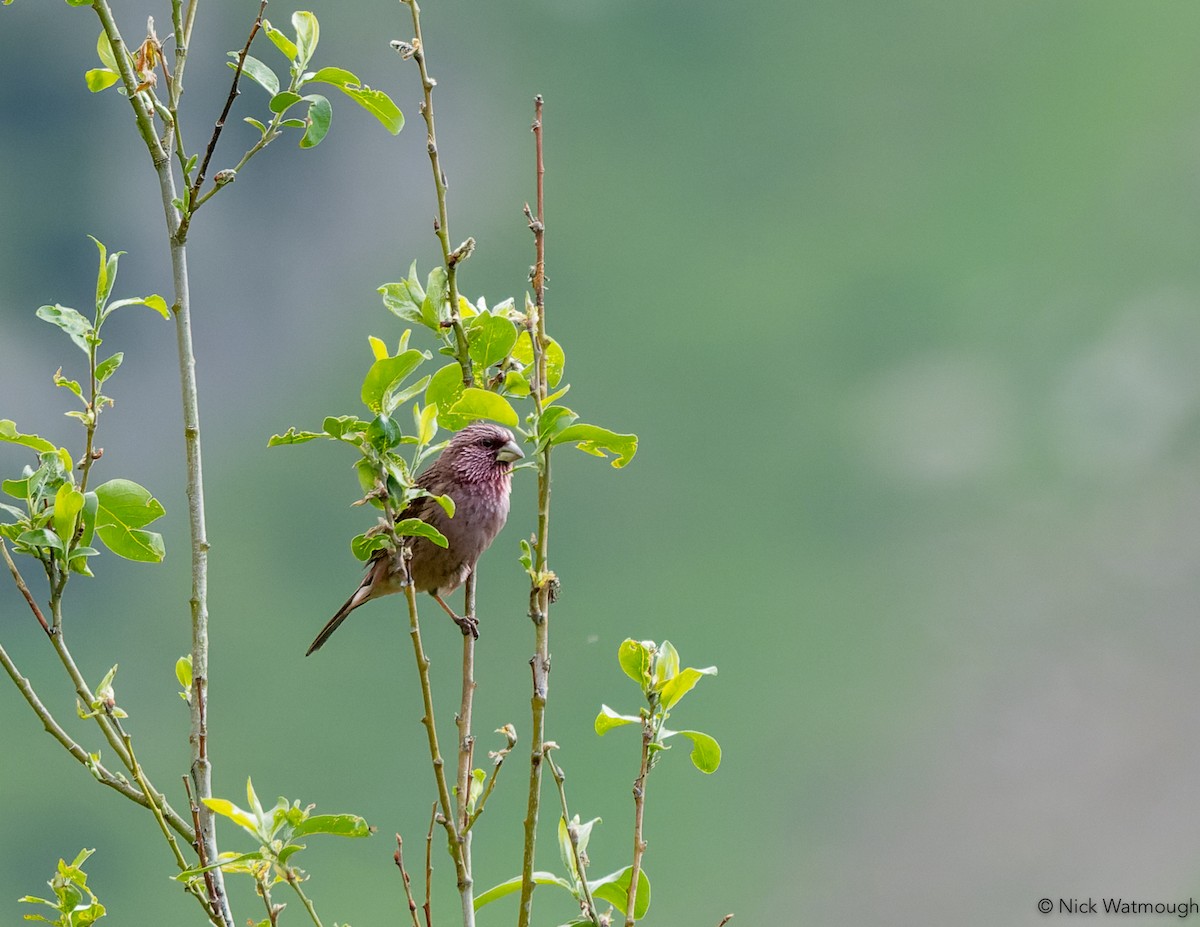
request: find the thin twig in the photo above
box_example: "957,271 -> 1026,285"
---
183,0 -> 267,229
456,574 -> 477,833
715,915 -> 734,927
398,0 -> 473,387
625,727 -> 651,926
285,869 -> 325,927
424,802 -> 436,927
545,749 -> 600,926
183,775 -> 221,921
401,577 -> 474,924
394,834 -> 422,927
518,93 -> 553,927
464,724 -> 516,835
1,540 -> 50,636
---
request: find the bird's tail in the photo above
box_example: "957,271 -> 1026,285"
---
306,579 -> 372,656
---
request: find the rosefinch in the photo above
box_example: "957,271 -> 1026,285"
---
306,422 -> 524,655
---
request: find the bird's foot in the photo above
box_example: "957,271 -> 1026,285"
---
453,613 -> 480,639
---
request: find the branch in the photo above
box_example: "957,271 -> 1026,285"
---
398,0 -> 473,387
1,540 -> 50,636
394,834 -> 422,927
183,0 -> 267,231
518,93 -> 553,927
545,749 -> 600,926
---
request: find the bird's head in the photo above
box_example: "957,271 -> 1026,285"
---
445,422 -> 524,484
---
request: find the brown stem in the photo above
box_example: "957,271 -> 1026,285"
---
182,0 -> 267,231
395,834 -> 423,927
1,540 -> 51,636
625,727 -> 651,926
517,93 -> 552,927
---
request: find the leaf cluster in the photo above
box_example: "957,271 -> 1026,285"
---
19,848 -> 106,927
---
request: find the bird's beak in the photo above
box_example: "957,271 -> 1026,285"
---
497,439 -> 524,464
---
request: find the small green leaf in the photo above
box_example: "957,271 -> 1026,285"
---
361,349 -> 426,413
448,388 -> 519,427
551,423 -> 638,468
590,866 -> 651,919
366,413 -> 402,450
394,517 -> 448,548
659,664 -> 718,709
96,30 -> 118,70
269,90 -> 303,114
379,279 -> 426,326
351,532 -> 391,560
93,479 -> 166,563
94,352 -> 124,384
426,362 -> 469,429
618,639 -> 652,687
267,427 -> 327,446
474,873 -> 574,911
335,85 -> 404,135
672,729 -> 722,773
202,798 -> 258,834
416,403 -> 438,446
86,68 -> 120,92
103,295 -> 170,320
176,655 -> 193,690
36,304 -> 94,353
512,331 -> 566,387
17,528 -> 64,554
53,484 -> 85,549
0,421 -> 57,455
292,814 -> 371,838
230,52 -> 279,96
292,10 -> 320,67
594,704 -> 640,735
53,370 -> 84,399
306,65 -> 357,86
300,93 -> 332,148
422,266 -> 448,329
468,313 -> 519,370
262,19 -> 299,61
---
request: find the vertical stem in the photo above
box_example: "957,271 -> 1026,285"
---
399,0 -> 473,387
455,573 -> 478,917
401,579 -> 474,926
625,732 -> 651,926
89,5 -> 231,924
517,94 -> 550,927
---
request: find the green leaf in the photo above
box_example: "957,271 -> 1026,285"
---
0,420 -> 57,454
262,19 -> 299,61
96,30 -> 118,69
202,798 -> 259,834
36,304 -> 94,353
551,423 -> 638,468
474,873 -> 574,911
361,349 -> 426,413
292,10 -> 320,67
537,406 -> 579,447
86,68 -> 120,92
267,427 -> 326,446
176,655 -> 193,690
53,484 -> 85,549
448,388 -> 519,427
422,266 -> 448,329
351,532 -> 391,560
269,90 -> 303,114
468,313 -> 519,369
379,279 -> 426,327
512,331 -> 566,387
102,294 -> 170,320
300,93 -> 332,148
94,352 -> 124,384
426,362 -> 469,429
53,370 -> 84,399
366,413 -> 402,451
659,664 -> 718,709
335,85 -> 404,134
594,704 -> 640,735
291,813 -> 371,838
416,402 -> 438,446
231,53 -> 279,96
671,729 -> 722,773
618,639 -> 652,687
590,866 -> 651,919
93,479 -> 166,563
306,65 -> 358,86
17,528 -> 64,554
394,517 -> 448,548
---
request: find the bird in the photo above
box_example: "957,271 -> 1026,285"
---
306,421 -> 524,655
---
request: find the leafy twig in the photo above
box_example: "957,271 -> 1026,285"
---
518,93 -> 553,927
183,0 -> 267,230
625,727 -> 651,926
545,748 -> 600,926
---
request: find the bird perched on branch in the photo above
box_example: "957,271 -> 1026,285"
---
306,421 -> 524,655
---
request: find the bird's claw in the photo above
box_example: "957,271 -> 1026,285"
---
454,613 -> 480,639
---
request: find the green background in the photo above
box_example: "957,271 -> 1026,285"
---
4,1 -> 1200,924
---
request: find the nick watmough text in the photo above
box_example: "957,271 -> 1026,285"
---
1039,898 -> 1200,918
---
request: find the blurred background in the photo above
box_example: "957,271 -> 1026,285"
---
4,1 -> 1200,924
